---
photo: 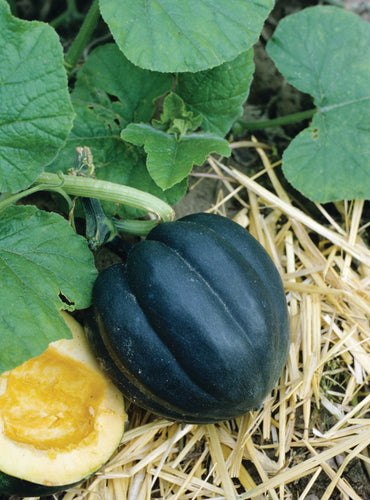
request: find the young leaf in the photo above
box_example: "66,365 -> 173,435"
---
177,49 -> 255,136
121,123 -> 230,189
266,6 -> 370,202
0,0 -> 74,193
48,44 -> 185,217
99,0 -> 274,72
153,93 -> 203,137
0,205 -> 97,374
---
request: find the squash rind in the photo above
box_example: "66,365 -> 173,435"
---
0,313 -> 126,497
89,213 -> 290,423
177,212 -> 290,376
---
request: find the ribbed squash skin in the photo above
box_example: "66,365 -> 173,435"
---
88,213 -> 290,423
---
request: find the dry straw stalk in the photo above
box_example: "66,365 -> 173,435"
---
57,143 -> 369,500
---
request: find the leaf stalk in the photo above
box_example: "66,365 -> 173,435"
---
233,107 -> 317,133
64,0 -> 100,74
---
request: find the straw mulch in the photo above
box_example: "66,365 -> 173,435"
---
61,142 -> 369,500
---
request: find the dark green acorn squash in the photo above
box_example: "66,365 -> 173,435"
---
0,313 -> 126,497
87,213 -> 290,423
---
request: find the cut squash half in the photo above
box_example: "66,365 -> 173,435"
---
0,312 -> 126,497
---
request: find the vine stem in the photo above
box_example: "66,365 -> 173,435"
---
113,219 -> 160,236
0,183 -> 73,212
34,172 -> 175,224
233,108 -> 317,133
64,0 -> 100,74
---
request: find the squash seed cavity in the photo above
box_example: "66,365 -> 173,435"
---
0,346 -> 107,450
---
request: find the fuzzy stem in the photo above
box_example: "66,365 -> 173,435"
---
34,172 -> 175,223
64,0 -> 100,73
0,183 -> 72,212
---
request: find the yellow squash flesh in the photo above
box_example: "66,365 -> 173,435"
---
0,312 -> 126,490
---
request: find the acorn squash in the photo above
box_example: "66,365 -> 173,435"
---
87,213 -> 290,423
0,312 -> 126,497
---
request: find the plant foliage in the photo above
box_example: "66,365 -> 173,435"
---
0,206 -> 96,372
266,6 -> 370,202
0,1 -> 74,192
0,0 -> 368,373
99,0 -> 274,72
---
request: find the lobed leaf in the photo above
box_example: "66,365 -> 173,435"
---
49,44 -> 186,216
153,93 -> 203,136
121,123 -> 230,189
0,0 -> 74,193
99,0 -> 273,72
177,49 -> 255,136
0,206 -> 97,374
266,6 -> 370,202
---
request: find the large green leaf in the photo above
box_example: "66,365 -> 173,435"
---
71,43 -> 172,125
121,123 -> 230,189
266,6 -> 370,202
0,0 -> 74,193
49,44 -> 185,216
99,0 -> 273,72
177,49 -> 255,136
0,205 -> 97,374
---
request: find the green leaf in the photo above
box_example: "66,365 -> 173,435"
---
177,49 -> 255,136
0,205 -> 97,374
0,0 -> 74,193
153,93 -> 203,137
99,0 -> 274,72
48,44 -> 185,216
266,6 -> 370,202
121,123 -> 231,189
71,43 -> 173,125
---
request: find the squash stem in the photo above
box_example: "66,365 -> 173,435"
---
34,172 -> 175,229
81,197 -> 118,249
113,218 -> 159,236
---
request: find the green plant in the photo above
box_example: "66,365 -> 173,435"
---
265,6 -> 370,202
0,1 -> 368,377
0,313 -> 126,497
87,213 -> 290,423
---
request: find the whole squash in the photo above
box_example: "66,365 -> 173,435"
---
87,213 -> 290,423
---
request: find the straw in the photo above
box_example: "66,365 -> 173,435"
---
26,139 -> 369,500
